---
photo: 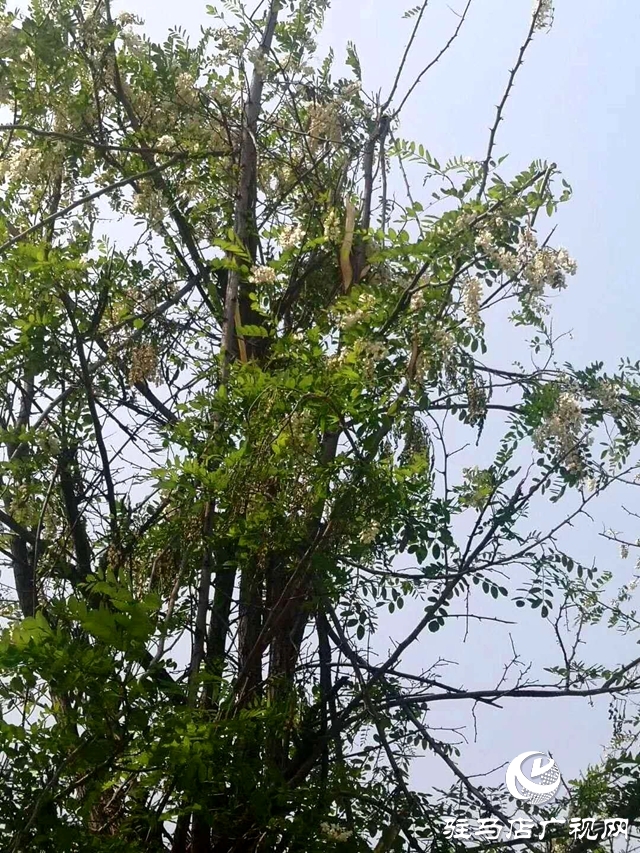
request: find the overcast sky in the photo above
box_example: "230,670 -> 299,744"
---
11,0 -> 640,802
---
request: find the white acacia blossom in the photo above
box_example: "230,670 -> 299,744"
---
308,103 -> 341,150
0,147 -> 43,184
463,277 -> 483,331
278,223 -> 304,251
320,822 -> 353,843
533,392 -> 585,471
156,134 -> 176,150
359,522 -> 380,545
476,225 -> 577,310
533,0 -> 554,31
340,293 -> 376,330
323,209 -> 342,242
249,265 -> 277,286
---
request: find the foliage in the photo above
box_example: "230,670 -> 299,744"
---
0,0 -> 639,850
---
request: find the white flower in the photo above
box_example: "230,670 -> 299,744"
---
533,0 -> 554,31
341,310 -> 364,330
620,544 -> 630,560
410,289 -> 426,311
320,822 -> 353,843
2,147 -> 43,184
175,72 -> 198,105
308,103 -> 341,149
157,135 -> 176,150
463,277 -> 483,331
533,392 -> 585,472
359,522 -> 380,545
361,341 -> 387,361
475,229 -> 494,252
323,209 -> 342,243
247,48 -> 269,77
342,82 -> 361,97
278,223 -> 304,251
556,247 -> 577,275
116,11 -> 142,26
248,265 -> 277,285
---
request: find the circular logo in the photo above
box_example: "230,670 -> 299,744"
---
505,751 -> 561,805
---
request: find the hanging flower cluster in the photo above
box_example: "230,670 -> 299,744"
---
359,521 -> 380,545
533,0 -> 554,32
320,822 -> 353,842
0,147 -> 43,184
323,209 -> 342,242
476,225 -> 576,311
156,135 -> 176,150
462,276 -> 483,331
340,293 -> 376,330
278,223 -> 304,251
129,343 -> 160,385
249,265 -> 277,285
247,48 -> 269,78
307,103 -> 342,150
533,392 -> 585,472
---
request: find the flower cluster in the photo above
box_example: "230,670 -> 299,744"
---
308,104 -> 342,151
533,0 -> 554,31
415,326 -> 458,386
342,81 -> 361,97
359,522 -> 380,545
592,379 -> 624,418
175,72 -> 198,106
249,265 -> 277,286
0,147 -> 43,184
156,135 -> 176,150
533,392 -> 585,472
476,226 -> 576,311
323,209 -> 342,243
463,277 -> 483,331
356,340 -> 388,380
466,377 -> 487,426
340,293 -> 376,330
129,343 -> 160,385
361,341 -> 387,361
116,11 -> 143,27
278,223 -> 304,251
132,184 -> 167,232
476,228 -> 519,275
320,822 -> 353,843
410,289 -> 427,311
247,48 -> 269,78
517,229 -> 577,293
214,29 -> 246,57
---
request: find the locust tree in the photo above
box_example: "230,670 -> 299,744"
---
0,0 -> 640,851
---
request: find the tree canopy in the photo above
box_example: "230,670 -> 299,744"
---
1,0 -> 640,851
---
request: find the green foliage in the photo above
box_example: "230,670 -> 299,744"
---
0,0 -> 638,850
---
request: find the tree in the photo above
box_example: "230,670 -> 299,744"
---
0,0 -> 639,850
